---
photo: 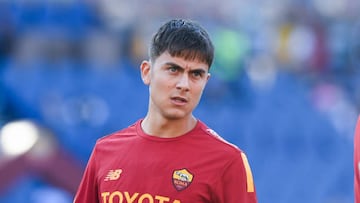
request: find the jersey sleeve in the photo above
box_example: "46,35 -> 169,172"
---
355,116 -> 360,203
73,146 -> 99,203
214,151 -> 257,203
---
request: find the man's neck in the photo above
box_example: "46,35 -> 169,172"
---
141,115 -> 197,138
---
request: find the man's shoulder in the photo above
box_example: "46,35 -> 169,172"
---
96,120 -> 139,146
197,120 -> 243,154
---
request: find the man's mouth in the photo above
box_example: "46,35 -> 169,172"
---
171,96 -> 188,104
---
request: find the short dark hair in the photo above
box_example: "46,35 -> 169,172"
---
149,19 -> 214,68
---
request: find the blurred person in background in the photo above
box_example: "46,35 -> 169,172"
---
355,116 -> 360,203
74,18 -> 257,203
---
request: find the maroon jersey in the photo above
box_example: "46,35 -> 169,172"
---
355,116 -> 360,203
74,119 -> 257,203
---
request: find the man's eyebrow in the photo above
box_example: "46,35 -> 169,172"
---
190,69 -> 206,74
164,62 -> 207,73
164,62 -> 183,69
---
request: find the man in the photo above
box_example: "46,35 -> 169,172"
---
355,116 -> 360,203
74,18 -> 257,203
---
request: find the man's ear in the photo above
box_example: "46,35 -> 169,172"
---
206,72 -> 211,82
140,60 -> 151,85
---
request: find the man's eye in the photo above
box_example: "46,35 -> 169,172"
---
169,67 -> 178,72
192,71 -> 202,77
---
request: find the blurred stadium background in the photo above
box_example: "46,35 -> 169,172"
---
0,0 -> 359,202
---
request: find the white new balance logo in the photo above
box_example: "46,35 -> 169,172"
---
104,169 -> 122,181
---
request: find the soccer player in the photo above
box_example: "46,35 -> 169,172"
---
74,18 -> 257,203
355,116 -> 360,203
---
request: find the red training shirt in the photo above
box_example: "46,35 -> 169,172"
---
74,119 -> 257,203
355,116 -> 360,203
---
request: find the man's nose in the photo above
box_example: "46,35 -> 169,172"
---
176,74 -> 190,91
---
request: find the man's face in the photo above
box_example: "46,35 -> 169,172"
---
141,51 -> 210,120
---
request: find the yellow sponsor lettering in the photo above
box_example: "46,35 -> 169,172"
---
109,191 -> 123,203
124,192 -> 139,203
101,191 -> 180,203
138,193 -> 153,203
155,195 -> 170,203
101,192 -> 110,203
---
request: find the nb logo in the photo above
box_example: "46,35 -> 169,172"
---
104,169 -> 122,181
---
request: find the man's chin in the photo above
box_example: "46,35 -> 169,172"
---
164,115 -> 185,121
163,111 -> 189,120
